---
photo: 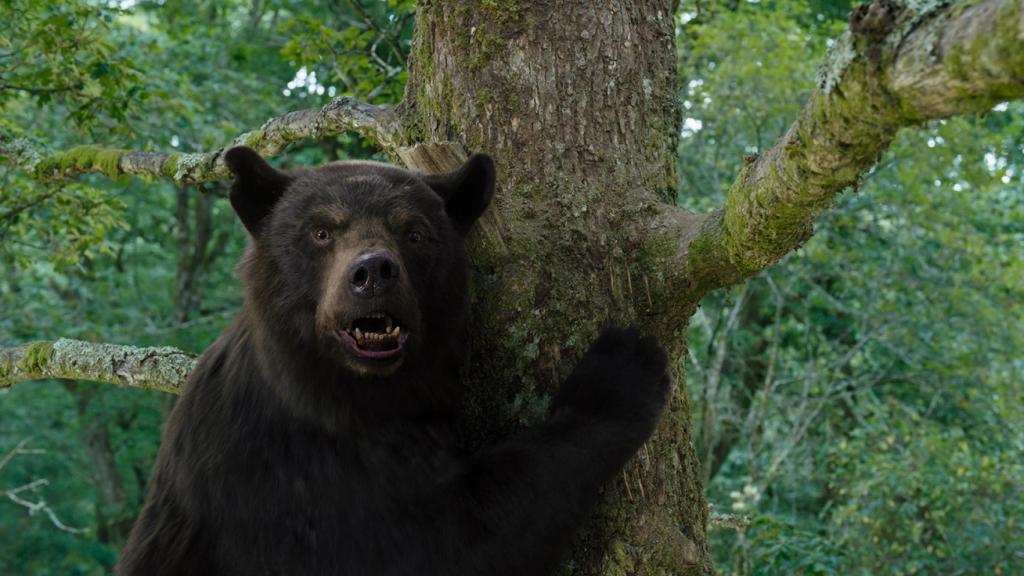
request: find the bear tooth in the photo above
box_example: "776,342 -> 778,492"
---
393,326 -> 400,337
386,317 -> 393,331
354,328 -> 363,340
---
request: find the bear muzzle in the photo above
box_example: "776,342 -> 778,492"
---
338,312 -> 409,360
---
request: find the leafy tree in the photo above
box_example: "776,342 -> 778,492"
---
680,2 -> 1024,573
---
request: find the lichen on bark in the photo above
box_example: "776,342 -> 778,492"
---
0,339 -> 196,394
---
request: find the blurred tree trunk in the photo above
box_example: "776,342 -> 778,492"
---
399,2 -> 712,574
173,183 -> 227,324
62,381 -> 133,545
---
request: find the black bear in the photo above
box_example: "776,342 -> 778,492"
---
117,147 -> 670,576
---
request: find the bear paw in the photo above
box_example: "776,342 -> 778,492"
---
552,326 -> 671,429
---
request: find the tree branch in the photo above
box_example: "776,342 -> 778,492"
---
0,96 -> 403,184
0,83 -> 80,95
678,0 -> 1024,292
0,339 -> 195,394
707,504 -> 752,532
5,478 -> 87,534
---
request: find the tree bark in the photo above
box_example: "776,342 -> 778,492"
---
398,2 -> 711,574
0,97 -> 401,184
0,340 -> 194,394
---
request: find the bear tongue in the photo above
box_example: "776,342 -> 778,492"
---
359,337 -> 399,351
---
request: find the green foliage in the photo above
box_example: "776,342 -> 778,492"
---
831,403 -> 1024,575
739,517 -> 846,576
679,1 -> 1024,574
0,0 -> 146,131
0,163 -> 127,268
280,0 -> 414,105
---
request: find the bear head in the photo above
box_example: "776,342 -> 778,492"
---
224,146 -> 495,378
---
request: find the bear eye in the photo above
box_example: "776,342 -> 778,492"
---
312,228 -> 332,244
407,230 -> 423,244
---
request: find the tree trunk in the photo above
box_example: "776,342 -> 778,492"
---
63,381 -> 133,545
399,2 -> 711,574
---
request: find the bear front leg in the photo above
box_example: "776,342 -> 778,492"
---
447,327 -> 671,576
549,325 -> 672,462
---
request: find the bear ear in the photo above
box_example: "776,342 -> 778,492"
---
421,153 -> 495,235
224,146 -> 293,236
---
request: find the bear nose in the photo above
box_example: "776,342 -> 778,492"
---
348,251 -> 399,298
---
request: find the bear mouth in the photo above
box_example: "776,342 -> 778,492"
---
338,313 -> 408,360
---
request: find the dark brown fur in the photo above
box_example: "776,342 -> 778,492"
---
117,148 -> 670,576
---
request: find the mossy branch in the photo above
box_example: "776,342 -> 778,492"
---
679,0 -> 1024,292
0,97 -> 402,184
0,339 -> 195,394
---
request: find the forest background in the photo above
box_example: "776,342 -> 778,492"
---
0,1 -> 1021,574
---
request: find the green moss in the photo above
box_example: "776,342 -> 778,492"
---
480,0 -> 520,23
406,69 -> 460,145
400,21 -> 437,144
413,30 -> 436,80
602,539 -> 635,576
941,1 -> 1024,108
161,153 -> 182,179
36,145 -> 125,178
686,232 -> 715,263
440,74 -> 458,132
721,163 -> 759,272
240,129 -> 265,149
475,88 -> 493,109
467,28 -> 504,71
996,3 -> 1024,79
18,342 -> 54,374
721,49 -> 913,277
983,1 -> 1024,91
